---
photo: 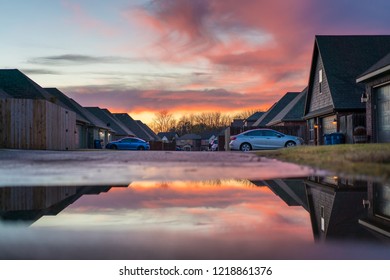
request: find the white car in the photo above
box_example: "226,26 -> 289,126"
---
229,128 -> 304,151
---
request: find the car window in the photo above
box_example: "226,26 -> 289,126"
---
244,130 -> 263,136
262,130 -> 278,137
122,138 -> 132,143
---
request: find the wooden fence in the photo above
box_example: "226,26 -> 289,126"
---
0,98 -> 76,150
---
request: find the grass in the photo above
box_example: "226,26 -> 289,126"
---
256,143 -> 390,181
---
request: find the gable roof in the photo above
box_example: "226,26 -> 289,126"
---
246,111 -> 264,122
157,132 -> 178,140
85,107 -> 134,136
253,92 -> 300,127
44,88 -> 112,130
356,52 -> 390,83
0,69 -> 52,100
305,35 -> 390,114
267,88 -> 307,126
136,120 -> 160,141
113,113 -> 154,141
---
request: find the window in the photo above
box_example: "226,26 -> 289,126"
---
319,69 -> 323,94
320,206 -> 325,232
244,130 -> 263,137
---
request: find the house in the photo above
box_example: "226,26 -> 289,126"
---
244,112 -> 264,127
199,130 -> 219,151
176,133 -> 202,151
135,120 -> 160,141
157,132 -> 179,143
252,92 -> 300,127
45,88 -> 113,148
304,35 -> 390,145
267,88 -> 307,127
85,107 -> 135,141
356,52 -> 390,143
113,113 -> 156,141
0,69 -> 76,150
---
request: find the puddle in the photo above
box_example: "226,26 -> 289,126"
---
1,177 -> 390,259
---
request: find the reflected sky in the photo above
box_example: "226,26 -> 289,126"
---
33,180 -> 312,242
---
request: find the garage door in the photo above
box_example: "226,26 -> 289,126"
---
376,84 -> 390,143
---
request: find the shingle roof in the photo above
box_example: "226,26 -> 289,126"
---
306,35 -> 390,113
85,107 -> 134,136
113,113 -> 154,141
136,120 -> 160,141
267,88 -> 307,126
356,52 -> 390,82
44,88 -> 112,130
246,112 -> 264,122
0,69 -> 51,100
252,92 -> 300,127
157,132 -> 178,140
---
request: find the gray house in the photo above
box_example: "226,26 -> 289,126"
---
304,35 -> 390,145
357,52 -> 390,143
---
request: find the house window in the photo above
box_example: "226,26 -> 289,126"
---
319,69 -> 323,94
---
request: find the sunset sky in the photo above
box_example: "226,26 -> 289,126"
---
1,0 -> 390,123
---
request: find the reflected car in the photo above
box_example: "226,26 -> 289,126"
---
106,137 -> 150,150
229,129 -> 304,151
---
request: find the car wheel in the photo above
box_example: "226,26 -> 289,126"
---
285,141 -> 296,148
137,146 -> 145,150
240,143 -> 252,152
111,145 -> 118,150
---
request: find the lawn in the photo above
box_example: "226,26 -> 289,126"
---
256,143 -> 390,181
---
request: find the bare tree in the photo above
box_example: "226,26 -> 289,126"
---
151,110 -> 176,133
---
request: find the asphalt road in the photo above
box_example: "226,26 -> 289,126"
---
0,149 -> 317,186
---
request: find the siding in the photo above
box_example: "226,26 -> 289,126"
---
0,98 -> 76,150
309,55 -> 333,112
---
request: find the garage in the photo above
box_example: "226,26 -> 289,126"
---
376,84 -> 390,142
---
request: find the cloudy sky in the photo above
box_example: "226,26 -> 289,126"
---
1,0 -> 389,122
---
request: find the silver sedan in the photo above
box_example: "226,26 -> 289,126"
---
229,128 -> 304,151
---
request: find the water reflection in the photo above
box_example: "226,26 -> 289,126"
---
1,178 -> 390,259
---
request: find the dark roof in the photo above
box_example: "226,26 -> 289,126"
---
136,120 -> 160,141
44,88 -> 112,130
113,113 -> 154,141
267,88 -> 307,126
178,133 -> 202,140
231,119 -> 244,127
44,88 -> 90,124
357,52 -> 390,82
0,69 -> 51,100
85,107 -> 134,136
253,92 -> 300,127
157,132 -> 178,140
199,130 -> 219,140
306,35 -> 390,113
246,112 -> 264,122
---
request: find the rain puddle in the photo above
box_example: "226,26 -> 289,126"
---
1,176 -> 390,259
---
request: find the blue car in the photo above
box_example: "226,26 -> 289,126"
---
106,137 -> 150,150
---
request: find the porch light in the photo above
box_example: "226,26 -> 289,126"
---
361,91 -> 368,103
332,118 -> 337,125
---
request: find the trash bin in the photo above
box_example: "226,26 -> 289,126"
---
330,132 -> 345,145
94,139 -> 102,149
324,134 -> 332,145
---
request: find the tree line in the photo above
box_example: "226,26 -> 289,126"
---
150,109 -> 260,135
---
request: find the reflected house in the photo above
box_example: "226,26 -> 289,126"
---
359,182 -> 390,239
44,88 -> 113,149
262,178 -> 309,211
304,176 -> 374,241
0,185 -> 125,225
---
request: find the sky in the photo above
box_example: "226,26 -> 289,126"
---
1,0 -> 390,123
